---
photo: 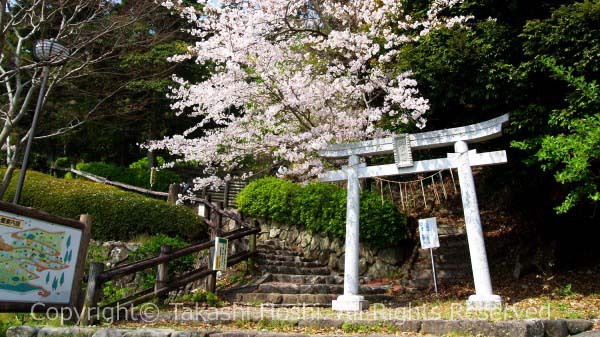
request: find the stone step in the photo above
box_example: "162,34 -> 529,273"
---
235,292 -> 394,306
257,259 -> 325,268
437,239 -> 468,247
438,227 -> 466,236
258,265 -> 330,275
235,292 -> 335,305
271,273 -> 344,284
256,282 -> 389,295
415,250 -> 470,261
412,262 -> 471,271
260,239 -> 287,248
407,276 -> 470,288
256,248 -> 303,257
409,269 -> 471,280
256,253 -> 316,263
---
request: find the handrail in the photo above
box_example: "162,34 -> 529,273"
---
189,195 -> 250,226
55,167 -> 169,197
101,250 -> 255,309
80,226 -> 259,325
98,226 -> 259,282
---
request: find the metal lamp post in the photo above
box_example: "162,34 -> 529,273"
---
13,39 -> 69,204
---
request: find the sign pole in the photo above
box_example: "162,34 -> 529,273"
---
430,248 -> 438,294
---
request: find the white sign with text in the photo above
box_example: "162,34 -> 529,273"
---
418,217 -> 440,249
212,237 -> 229,271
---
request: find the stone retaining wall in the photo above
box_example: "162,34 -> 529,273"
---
7,319 -> 595,337
255,219 -> 412,279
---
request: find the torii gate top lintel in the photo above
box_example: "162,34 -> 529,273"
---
318,113 -> 509,159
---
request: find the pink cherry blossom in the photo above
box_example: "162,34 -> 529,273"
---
148,0 -> 471,188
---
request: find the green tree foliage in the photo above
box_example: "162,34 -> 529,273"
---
511,1 -> 600,213
514,57 -> 599,213
398,0 -> 599,214
37,6 -> 210,167
1,170 -> 205,241
237,178 -> 407,248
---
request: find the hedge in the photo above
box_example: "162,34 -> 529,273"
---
75,162 -> 181,192
237,177 -> 407,247
2,170 -> 206,241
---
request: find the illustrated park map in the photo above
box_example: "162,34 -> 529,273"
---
0,210 -> 82,304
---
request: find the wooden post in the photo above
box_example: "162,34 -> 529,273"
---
202,197 -> 216,293
248,219 -> 258,273
223,180 -> 230,209
168,183 -> 179,204
75,214 -> 93,313
206,231 -> 217,294
215,201 -> 224,235
206,271 -> 217,294
80,262 -> 104,326
206,201 -> 222,294
155,245 -> 171,302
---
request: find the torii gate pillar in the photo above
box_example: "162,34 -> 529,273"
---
452,141 -> 502,310
331,155 -> 370,311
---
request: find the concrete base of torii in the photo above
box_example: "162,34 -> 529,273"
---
467,294 -> 503,311
332,295 -> 370,311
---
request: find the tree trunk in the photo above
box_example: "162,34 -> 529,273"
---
148,150 -> 156,169
0,141 -> 22,199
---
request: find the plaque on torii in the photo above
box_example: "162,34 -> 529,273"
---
319,114 -> 509,311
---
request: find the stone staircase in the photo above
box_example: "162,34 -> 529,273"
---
403,223 -> 473,290
234,239 -> 391,306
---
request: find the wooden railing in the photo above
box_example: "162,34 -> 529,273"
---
80,227 -> 258,325
54,167 -> 170,198
199,180 -> 247,208
53,166 -> 257,325
54,166 -> 247,208
80,197 -> 258,326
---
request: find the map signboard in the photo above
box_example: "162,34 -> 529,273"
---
212,237 -> 228,271
418,217 -> 440,249
0,201 -> 91,312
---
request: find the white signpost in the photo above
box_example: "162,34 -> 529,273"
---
419,217 -> 440,293
319,114 -> 508,311
419,217 -> 440,250
212,237 -> 229,271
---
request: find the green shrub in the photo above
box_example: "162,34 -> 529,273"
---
236,177 -> 301,223
2,170 -> 206,241
129,156 -> 166,170
128,234 -> 195,289
54,157 -> 71,168
294,182 -> 346,235
237,178 -> 407,247
76,161 -> 181,192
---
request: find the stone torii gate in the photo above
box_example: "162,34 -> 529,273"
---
318,114 -> 509,311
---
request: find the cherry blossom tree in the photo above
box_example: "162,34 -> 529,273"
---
149,0 -> 470,189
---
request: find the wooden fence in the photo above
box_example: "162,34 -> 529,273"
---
80,198 -> 258,325
54,167 -> 247,208
199,180 -> 247,209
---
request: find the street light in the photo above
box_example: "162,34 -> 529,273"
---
13,39 -> 69,204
